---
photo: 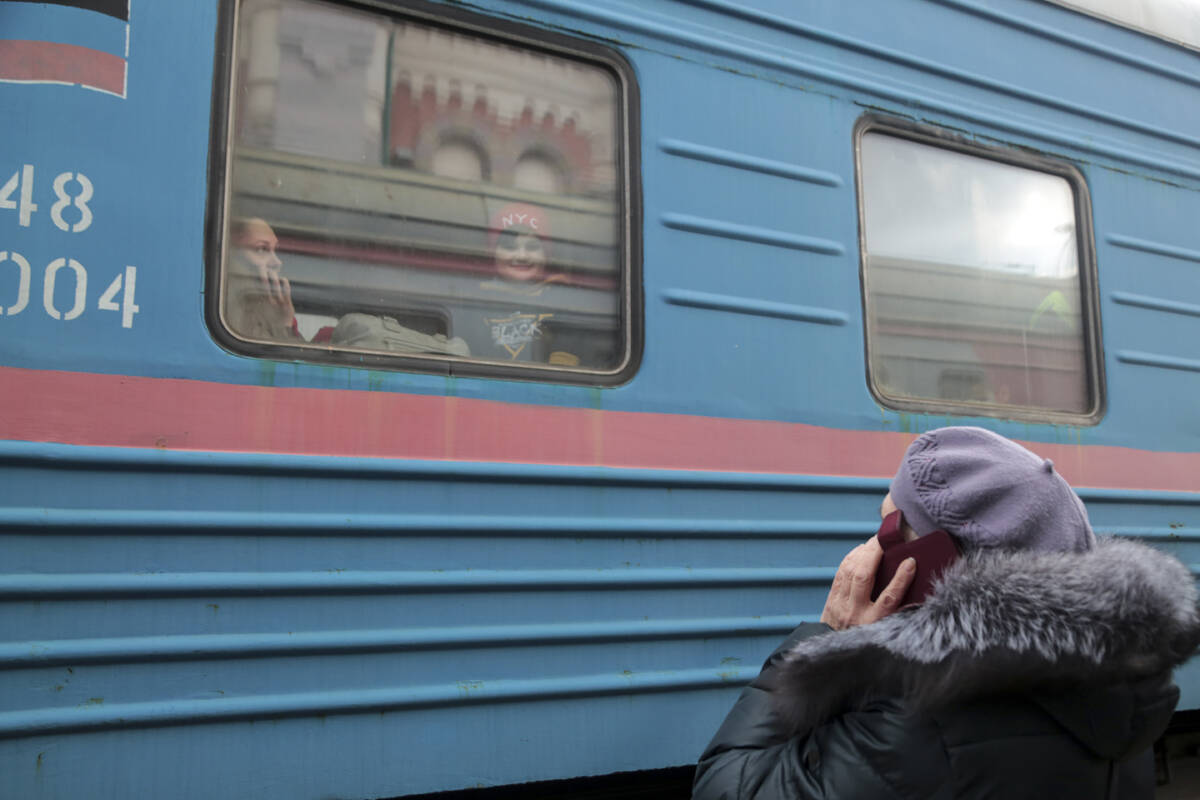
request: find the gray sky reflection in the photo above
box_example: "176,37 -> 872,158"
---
861,134 -> 1077,278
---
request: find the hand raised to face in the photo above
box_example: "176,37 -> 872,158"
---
819,537 -> 916,631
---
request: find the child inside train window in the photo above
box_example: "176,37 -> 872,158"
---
467,203 -> 580,366
331,203 -> 581,366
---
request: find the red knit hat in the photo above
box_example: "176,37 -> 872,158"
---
488,202 -> 551,255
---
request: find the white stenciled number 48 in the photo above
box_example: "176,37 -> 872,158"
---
0,165 -> 93,232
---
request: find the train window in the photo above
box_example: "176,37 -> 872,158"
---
214,0 -> 638,382
857,126 -> 1101,421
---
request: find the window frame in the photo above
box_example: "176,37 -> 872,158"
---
853,115 -> 1105,425
204,0 -> 642,385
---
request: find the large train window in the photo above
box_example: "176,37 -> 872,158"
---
210,0 -> 639,383
856,121 -> 1102,423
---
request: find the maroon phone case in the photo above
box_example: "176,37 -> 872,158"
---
870,510 -> 961,607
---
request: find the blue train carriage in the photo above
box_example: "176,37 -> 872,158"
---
1,0 -> 1199,797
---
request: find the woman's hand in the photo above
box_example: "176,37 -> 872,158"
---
819,538 -> 916,630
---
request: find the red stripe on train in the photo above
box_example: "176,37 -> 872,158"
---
1,366 -> 1196,492
0,40 -> 125,96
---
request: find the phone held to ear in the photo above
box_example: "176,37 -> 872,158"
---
870,509 -> 961,608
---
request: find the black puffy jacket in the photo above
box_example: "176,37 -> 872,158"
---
694,538 -> 1200,800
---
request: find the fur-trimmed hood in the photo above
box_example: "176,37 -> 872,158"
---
770,537 -> 1200,753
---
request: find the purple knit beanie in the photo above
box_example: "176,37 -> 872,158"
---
889,427 -> 1096,553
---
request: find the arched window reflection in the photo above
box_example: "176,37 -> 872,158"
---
431,138 -> 487,182
513,153 -> 564,195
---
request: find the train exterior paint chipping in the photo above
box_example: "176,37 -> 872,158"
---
1,0 -> 1199,797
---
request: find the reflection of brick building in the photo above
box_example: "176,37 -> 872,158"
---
235,1 -> 617,199
389,75 -> 596,196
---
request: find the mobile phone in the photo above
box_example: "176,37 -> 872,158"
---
870,509 -> 961,607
